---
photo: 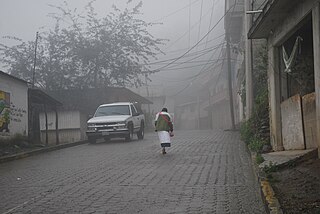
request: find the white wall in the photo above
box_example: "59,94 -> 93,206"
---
0,73 -> 28,138
39,110 -> 87,144
40,110 -> 81,130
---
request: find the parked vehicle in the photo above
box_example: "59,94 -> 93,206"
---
86,102 -> 145,143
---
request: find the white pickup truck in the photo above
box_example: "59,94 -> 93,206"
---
86,102 -> 145,143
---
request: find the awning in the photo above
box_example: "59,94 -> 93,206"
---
248,0 -> 300,39
28,88 -> 62,107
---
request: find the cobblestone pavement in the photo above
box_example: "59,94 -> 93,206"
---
0,130 -> 266,214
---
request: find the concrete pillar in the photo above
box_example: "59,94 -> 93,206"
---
268,44 -> 283,151
245,0 -> 253,120
312,3 -> 320,158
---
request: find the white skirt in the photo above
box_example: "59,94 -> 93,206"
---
157,131 -> 171,144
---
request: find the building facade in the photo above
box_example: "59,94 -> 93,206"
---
0,71 -> 28,139
249,0 -> 320,156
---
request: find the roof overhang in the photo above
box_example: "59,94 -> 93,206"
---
248,0 -> 300,39
0,70 -> 29,84
28,88 -> 62,107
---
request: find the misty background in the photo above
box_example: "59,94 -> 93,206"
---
0,0 -> 225,96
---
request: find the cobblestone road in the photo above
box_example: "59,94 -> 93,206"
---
0,130 -> 266,214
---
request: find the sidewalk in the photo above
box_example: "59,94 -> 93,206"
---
0,140 -> 87,163
253,149 -> 320,214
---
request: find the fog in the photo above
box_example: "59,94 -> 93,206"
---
0,0 -> 228,130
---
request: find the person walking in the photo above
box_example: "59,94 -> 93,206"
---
154,108 -> 174,155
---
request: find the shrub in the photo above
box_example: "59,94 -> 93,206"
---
240,119 -> 254,143
248,137 -> 266,153
0,134 -> 29,148
256,153 -> 265,165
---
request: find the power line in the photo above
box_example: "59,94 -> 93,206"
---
169,1 -> 239,96
163,33 -> 225,55
189,0 -> 192,48
158,58 -> 239,72
164,1 -> 217,51
205,0 -> 217,48
160,42 -> 225,70
152,3 -> 236,72
151,0 -> 202,23
158,44 -> 226,83
197,0 -> 204,51
147,42 -> 225,66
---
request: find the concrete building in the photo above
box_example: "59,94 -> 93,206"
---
248,0 -> 320,157
0,71 -> 28,139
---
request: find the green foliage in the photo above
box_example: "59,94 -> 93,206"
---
262,162 -> 280,183
256,153 -> 265,165
3,108 -> 10,124
0,1 -> 165,90
290,56 -> 315,96
240,119 -> 253,143
249,137 -> 266,153
263,162 -> 278,174
240,42 -> 271,153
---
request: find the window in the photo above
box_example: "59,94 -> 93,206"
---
95,105 -> 130,117
130,105 -> 138,115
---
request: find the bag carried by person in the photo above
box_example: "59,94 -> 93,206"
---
160,113 -> 174,137
169,131 -> 174,137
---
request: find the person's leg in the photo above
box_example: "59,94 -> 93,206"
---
162,147 -> 166,154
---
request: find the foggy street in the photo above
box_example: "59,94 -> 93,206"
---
0,130 -> 265,214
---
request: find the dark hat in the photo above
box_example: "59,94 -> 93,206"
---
161,107 -> 168,112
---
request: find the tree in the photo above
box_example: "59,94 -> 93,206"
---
0,1 -> 165,90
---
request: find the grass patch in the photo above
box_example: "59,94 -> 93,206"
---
256,153 -> 265,165
249,137 -> 266,153
262,162 -> 280,183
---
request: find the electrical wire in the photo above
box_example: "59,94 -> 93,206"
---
164,1 -> 218,51
152,3 -> 236,72
205,0 -> 217,48
156,43 -> 226,83
169,0 -> 239,96
163,33 -> 225,54
151,0 -> 202,23
146,42 -> 225,66
157,58 -> 239,72
197,0 -> 204,50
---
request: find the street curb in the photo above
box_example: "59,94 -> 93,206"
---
260,179 -> 283,214
249,152 -> 283,214
0,140 -> 88,164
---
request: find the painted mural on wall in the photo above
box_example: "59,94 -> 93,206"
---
0,90 -> 10,134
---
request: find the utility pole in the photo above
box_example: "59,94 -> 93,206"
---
245,0 -> 253,120
188,0 -> 191,48
226,32 -> 235,130
32,32 -> 39,88
197,95 -> 201,129
145,75 -> 151,115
